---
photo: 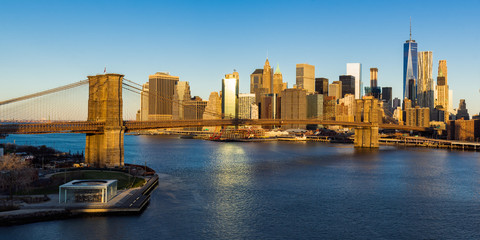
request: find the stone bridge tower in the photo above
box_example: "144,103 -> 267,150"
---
85,74 -> 124,167
354,96 -> 380,148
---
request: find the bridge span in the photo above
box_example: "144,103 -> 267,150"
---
0,73 -> 430,168
0,119 -> 428,134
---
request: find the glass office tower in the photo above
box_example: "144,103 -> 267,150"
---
403,36 -> 418,104
222,72 -> 239,119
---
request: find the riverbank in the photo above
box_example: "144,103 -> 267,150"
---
0,174 -> 158,226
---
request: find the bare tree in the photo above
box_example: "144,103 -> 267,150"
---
0,154 -> 36,199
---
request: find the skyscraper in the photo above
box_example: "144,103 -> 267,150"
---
296,63 -> 315,93
281,88 -> 307,129
382,87 -> 393,115
273,64 -> 287,94
315,78 -> 328,95
250,69 -> 263,94
263,58 -> 273,93
238,93 -> 256,119
435,60 -> 449,122
339,75 -> 355,98
370,68 -> 378,88
417,51 -> 434,110
148,72 -> 179,120
222,71 -> 239,119
403,21 -> 418,103
172,81 -> 191,120
346,63 -> 362,99
328,81 -> 342,100
456,99 -> 470,120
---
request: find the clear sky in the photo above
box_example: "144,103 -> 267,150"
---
1,0 -> 479,115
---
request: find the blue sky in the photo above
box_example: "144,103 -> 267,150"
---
1,0 -> 479,115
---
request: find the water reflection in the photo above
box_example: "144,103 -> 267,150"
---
208,143 -> 254,238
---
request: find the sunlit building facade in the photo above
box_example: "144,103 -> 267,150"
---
148,72 -> 179,120
296,63 -> 315,93
222,71 -> 239,119
417,51 -> 434,110
346,63 -> 362,99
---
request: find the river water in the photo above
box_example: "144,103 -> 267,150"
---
2,134 -> 480,239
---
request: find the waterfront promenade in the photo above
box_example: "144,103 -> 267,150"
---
0,174 -> 158,226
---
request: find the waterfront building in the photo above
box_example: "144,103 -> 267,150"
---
139,82 -> 149,121
184,97 -> 208,131
346,63 -> 362,99
296,63 -> 315,93
406,106 -> 430,127
281,88 -> 307,129
184,97 -> 207,120
337,94 -> 355,122
202,92 -> 222,120
250,103 -> 259,120
306,94 -> 324,120
339,75 -> 355,98
172,81 -> 191,120
323,96 -> 336,120
328,81 -> 342,100
447,119 -> 480,142
370,68 -> 378,88
315,78 -> 329,95
417,51 -> 434,110
431,106 -> 446,122
148,72 -> 179,120
238,93 -> 256,119
456,99 -> 470,120
260,94 -> 280,120
222,71 -> 239,119
273,64 -> 287,95
59,180 -> 117,204
403,23 -> 418,103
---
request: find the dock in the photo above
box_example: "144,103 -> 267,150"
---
380,137 -> 480,151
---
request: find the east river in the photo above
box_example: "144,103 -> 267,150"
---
2,134 -> 480,239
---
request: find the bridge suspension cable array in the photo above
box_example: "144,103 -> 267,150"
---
0,80 -> 90,122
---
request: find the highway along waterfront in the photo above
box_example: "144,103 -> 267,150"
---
2,134 -> 480,239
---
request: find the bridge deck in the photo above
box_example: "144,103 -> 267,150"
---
0,119 -> 429,134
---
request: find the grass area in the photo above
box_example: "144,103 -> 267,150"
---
21,170 -> 145,195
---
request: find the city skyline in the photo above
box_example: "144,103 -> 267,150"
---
1,0 -> 479,114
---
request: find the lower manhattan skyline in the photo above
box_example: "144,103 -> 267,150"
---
1,0 -> 479,114
3,1 -> 480,238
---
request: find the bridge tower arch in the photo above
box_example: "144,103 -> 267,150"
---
354,96 -> 380,148
85,74 -> 124,167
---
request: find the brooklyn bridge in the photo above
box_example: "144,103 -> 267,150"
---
0,74 -> 429,168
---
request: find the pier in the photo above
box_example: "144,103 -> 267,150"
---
380,136 -> 480,151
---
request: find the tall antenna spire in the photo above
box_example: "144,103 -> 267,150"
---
409,17 -> 412,41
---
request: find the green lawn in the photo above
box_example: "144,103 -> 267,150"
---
22,170 -> 145,195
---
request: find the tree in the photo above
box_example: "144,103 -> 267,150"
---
0,154 -> 36,198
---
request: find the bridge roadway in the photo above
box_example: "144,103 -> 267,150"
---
0,119 -> 429,134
